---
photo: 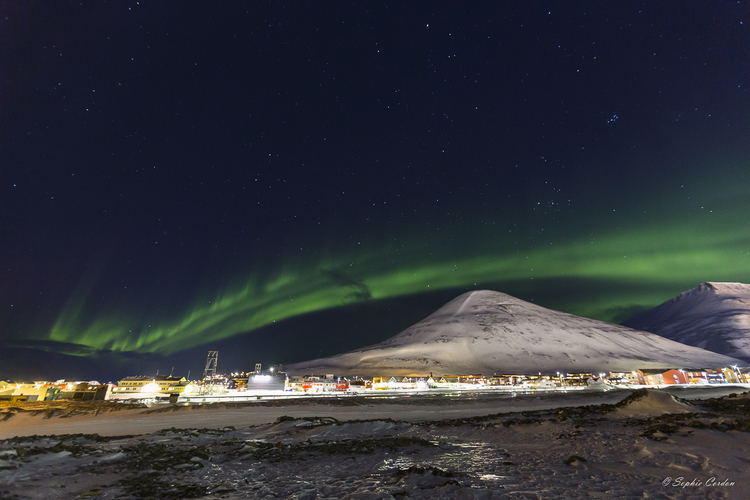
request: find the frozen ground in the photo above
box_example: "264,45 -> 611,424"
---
1,388 -> 749,499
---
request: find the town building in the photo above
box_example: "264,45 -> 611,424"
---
285,374 -> 346,393
0,381 -> 61,402
636,369 -> 666,386
55,382 -> 113,401
110,375 -> 195,399
606,372 -> 639,385
561,373 -> 592,386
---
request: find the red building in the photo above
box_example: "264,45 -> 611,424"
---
661,369 -> 689,385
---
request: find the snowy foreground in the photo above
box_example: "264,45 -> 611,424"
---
1,388 -> 749,499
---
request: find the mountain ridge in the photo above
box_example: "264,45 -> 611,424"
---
286,290 -> 744,376
622,282 -> 750,362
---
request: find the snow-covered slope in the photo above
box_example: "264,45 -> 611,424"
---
286,290 -> 743,376
622,282 -> 750,363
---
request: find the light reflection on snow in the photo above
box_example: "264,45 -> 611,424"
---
479,473 -> 509,481
379,440 -> 518,490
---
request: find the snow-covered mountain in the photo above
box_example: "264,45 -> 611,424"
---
622,282 -> 750,363
286,290 -> 743,376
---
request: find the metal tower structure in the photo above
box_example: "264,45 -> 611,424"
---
203,351 -> 218,380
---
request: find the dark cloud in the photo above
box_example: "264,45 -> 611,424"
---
320,268 -> 372,301
0,340 -> 173,382
3,339 -> 102,357
345,290 -> 373,302
608,305 -> 651,325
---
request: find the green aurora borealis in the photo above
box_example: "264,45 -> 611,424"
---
47,169 -> 750,356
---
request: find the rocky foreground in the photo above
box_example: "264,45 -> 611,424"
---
1,390 -> 749,499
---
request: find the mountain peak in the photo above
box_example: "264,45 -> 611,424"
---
286,290 -> 743,376
430,290 -> 526,316
623,282 -> 750,362
685,281 -> 749,296
704,282 -> 749,294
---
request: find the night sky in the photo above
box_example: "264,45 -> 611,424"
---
2,2 -> 749,380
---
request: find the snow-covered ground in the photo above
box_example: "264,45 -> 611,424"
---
1,387 -> 749,499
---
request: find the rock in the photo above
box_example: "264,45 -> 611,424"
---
565,455 -> 587,465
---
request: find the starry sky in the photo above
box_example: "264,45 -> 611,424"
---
1,2 -> 749,380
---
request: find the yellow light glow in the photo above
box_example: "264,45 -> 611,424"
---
142,381 -> 160,392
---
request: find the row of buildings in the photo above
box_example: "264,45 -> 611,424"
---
0,380 -> 113,403
2,365 -> 748,402
283,372 -> 590,392
630,367 -> 747,386
283,366 -> 749,393
0,376 -> 198,403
